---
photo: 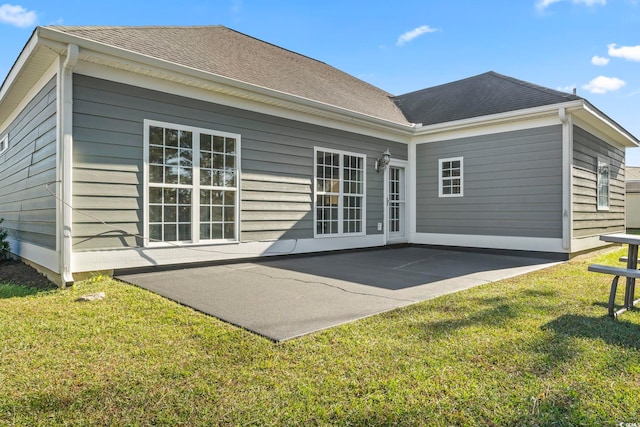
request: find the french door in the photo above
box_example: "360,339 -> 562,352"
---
387,164 -> 406,242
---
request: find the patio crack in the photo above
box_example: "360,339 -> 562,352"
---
226,266 -> 416,303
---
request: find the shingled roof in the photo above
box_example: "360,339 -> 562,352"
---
392,71 -> 582,126
47,25 -> 409,124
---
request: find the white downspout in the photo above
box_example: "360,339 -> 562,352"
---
559,107 -> 573,252
58,44 -> 78,285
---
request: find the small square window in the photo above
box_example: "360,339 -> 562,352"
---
0,135 -> 8,154
439,157 -> 464,198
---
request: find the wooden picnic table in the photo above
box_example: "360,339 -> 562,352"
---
592,233 -> 640,316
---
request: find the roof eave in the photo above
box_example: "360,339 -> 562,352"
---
412,101 -> 584,136
568,101 -> 639,148
36,27 -> 414,136
413,100 -> 639,149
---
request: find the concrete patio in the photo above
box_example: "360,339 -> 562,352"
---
115,246 -> 560,341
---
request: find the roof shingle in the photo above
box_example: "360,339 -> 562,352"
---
48,25 -> 409,124
392,71 -> 582,126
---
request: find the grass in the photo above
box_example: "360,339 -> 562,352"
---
1,250 -> 639,426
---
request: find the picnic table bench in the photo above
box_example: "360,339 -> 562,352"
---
588,233 -> 640,318
588,264 -> 640,317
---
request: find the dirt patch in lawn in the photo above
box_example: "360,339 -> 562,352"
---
0,259 -> 56,289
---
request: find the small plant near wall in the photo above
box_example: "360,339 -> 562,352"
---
0,218 -> 10,260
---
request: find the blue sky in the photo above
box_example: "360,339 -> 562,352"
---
1,0 -> 639,164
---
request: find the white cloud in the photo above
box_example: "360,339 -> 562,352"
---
608,43 -> 640,61
536,0 -> 563,10
231,0 -> 242,14
0,4 -> 37,28
557,84 -> 577,93
591,55 -> 610,66
574,0 -> 607,4
582,76 -> 626,94
396,25 -> 438,46
536,0 -> 606,10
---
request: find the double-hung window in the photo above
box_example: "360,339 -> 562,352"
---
144,120 -> 240,246
439,157 -> 463,197
315,148 -> 365,236
597,157 -> 610,210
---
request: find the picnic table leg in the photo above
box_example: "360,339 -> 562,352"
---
626,244 -> 639,310
609,275 -> 621,317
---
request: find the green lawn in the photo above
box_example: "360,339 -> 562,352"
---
1,249 -> 639,426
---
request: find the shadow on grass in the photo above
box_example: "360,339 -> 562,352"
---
543,314 -> 640,350
0,283 -> 55,299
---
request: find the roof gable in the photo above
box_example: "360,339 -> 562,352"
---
393,71 -> 582,126
46,25 -> 409,125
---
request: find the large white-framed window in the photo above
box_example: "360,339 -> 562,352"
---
314,147 -> 366,237
439,157 -> 464,197
597,156 -> 610,211
143,120 -> 240,246
0,134 -> 8,155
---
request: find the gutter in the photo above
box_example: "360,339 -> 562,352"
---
559,107 -> 573,251
37,27 -> 416,138
412,100 -> 585,136
57,43 -> 78,286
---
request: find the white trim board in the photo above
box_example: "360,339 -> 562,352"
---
72,234 -> 385,272
6,237 -> 60,273
0,60 -> 58,135
410,233 -> 566,254
571,235 -> 615,253
413,112 -> 564,144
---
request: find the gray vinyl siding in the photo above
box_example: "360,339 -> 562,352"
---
416,125 -> 563,238
72,74 -> 405,250
0,77 -> 57,249
572,125 -> 625,238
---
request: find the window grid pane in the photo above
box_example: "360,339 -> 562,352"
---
316,150 -> 364,236
199,189 -> 236,240
440,158 -> 463,197
148,124 -> 238,245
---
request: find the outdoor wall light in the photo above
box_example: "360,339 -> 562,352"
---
375,149 -> 391,172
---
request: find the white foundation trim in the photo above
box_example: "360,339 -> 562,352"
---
72,234 -> 385,272
6,238 -> 59,273
410,233 -> 566,253
571,235 -> 616,253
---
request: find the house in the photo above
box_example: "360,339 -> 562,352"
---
626,167 -> 640,229
0,25 -> 638,286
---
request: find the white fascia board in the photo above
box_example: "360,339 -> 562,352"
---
0,59 -> 58,134
570,103 -> 639,149
37,27 -> 414,142
412,101 -> 584,143
0,30 -> 39,104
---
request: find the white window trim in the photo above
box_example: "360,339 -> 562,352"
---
596,156 -> 610,211
438,156 -> 464,198
0,134 -> 8,154
313,146 -> 367,238
143,119 -> 241,247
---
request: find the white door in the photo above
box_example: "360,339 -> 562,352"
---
387,164 -> 406,242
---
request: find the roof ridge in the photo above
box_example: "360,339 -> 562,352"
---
487,71 -> 581,101
46,25 -> 225,30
